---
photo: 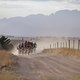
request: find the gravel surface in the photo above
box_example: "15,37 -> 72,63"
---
17,53 -> 80,80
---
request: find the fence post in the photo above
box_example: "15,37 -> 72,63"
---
50,44 -> 51,49
63,42 -> 64,48
68,40 -> 70,49
55,43 -> 56,48
73,40 -> 75,49
78,40 -> 80,50
57,42 -> 58,48
65,41 -> 67,48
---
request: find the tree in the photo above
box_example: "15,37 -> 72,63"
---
0,36 -> 13,50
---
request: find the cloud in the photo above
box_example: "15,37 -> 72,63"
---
0,0 -> 80,4
0,0 -> 80,18
70,0 -> 80,4
0,0 -> 62,1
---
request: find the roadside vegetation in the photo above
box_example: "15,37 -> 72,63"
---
0,35 -> 13,51
0,71 -> 21,80
0,50 -> 21,80
0,36 -> 21,80
42,48 -> 80,58
72,75 -> 80,80
0,50 -> 17,69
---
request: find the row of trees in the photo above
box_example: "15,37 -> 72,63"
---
0,36 -> 13,50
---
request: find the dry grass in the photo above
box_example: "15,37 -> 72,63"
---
0,50 -> 17,67
72,75 -> 80,80
0,71 -> 21,80
0,50 -> 21,80
42,48 -> 80,58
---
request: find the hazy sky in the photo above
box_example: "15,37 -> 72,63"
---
0,0 -> 80,18
0,0 -> 80,37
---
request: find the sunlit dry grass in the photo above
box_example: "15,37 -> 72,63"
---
42,48 -> 80,58
0,71 -> 21,80
72,75 -> 80,80
0,50 -> 21,80
0,50 -> 17,67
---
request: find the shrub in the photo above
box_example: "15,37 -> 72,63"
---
0,36 -> 14,50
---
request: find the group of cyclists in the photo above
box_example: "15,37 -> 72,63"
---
17,40 -> 37,55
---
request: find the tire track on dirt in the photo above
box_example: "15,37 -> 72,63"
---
17,53 -> 80,80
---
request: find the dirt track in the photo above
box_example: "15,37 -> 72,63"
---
17,53 -> 80,80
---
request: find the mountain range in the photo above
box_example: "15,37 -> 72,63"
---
0,10 -> 80,37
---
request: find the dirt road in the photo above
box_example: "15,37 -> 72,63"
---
17,53 -> 80,80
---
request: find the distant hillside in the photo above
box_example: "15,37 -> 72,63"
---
0,10 -> 80,37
